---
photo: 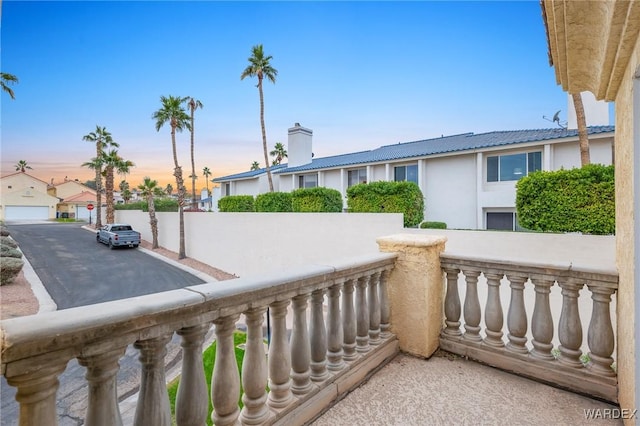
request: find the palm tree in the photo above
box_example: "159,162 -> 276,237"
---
1,72 -> 18,100
138,177 -> 165,249
270,142 -> 287,165
82,126 -> 118,228
250,161 -> 260,171
202,166 -> 212,210
241,44 -> 278,192
571,92 -> 590,166
165,183 -> 173,196
14,160 -> 32,172
185,97 -> 203,210
152,95 -> 191,259
101,149 -> 120,224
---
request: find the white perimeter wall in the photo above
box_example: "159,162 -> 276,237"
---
117,211 -> 404,278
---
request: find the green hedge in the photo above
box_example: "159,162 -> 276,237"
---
115,198 -> 178,212
218,195 -> 255,212
255,192 -> 293,212
515,164 -> 615,235
420,221 -> 447,229
347,181 -> 424,227
291,187 -> 343,212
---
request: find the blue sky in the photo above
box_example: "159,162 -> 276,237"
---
1,1 -> 574,188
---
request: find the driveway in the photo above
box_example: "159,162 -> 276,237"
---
5,222 -> 205,309
1,222 -> 208,425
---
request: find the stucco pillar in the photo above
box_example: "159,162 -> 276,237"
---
376,234 -> 447,358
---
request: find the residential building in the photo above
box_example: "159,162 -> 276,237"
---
214,122 -> 614,230
0,172 -> 59,221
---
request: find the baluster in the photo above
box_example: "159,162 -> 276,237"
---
557,279 -> 584,367
176,324 -> 210,426
462,269 -> 482,342
442,267 -> 462,336
586,285 -> 616,376
211,314 -> 241,426
368,271 -> 381,345
505,273 -> 529,354
356,275 -> 371,353
530,277 -> 555,360
267,300 -> 293,409
5,361 -> 68,426
290,293 -> 312,395
310,289 -> 329,382
379,269 -> 392,338
342,278 -> 357,361
78,346 -> 127,426
134,333 -> 173,426
327,280 -> 345,371
240,307 -> 271,424
484,272 -> 505,347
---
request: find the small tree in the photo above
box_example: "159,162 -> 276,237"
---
14,160 -> 32,172
250,161 -> 260,171
138,177 -> 165,249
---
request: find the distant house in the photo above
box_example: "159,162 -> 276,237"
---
52,180 -> 97,220
0,172 -> 60,221
215,119 -> 614,230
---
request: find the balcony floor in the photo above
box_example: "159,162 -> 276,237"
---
312,351 -> 622,425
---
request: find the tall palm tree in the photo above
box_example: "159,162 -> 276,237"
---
250,161 -> 260,171
1,72 -> 18,100
269,142 -> 287,165
572,92 -> 590,166
202,166 -> 212,210
102,149 -> 120,224
185,97 -> 203,209
138,177 -> 165,249
117,159 -> 135,204
241,44 -> 278,192
152,95 -> 191,259
82,126 -> 118,228
14,160 -> 32,172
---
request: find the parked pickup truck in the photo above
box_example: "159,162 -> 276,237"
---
96,224 -> 141,249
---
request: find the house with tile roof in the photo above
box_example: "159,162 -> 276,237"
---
0,172 -> 60,221
214,120 -> 615,230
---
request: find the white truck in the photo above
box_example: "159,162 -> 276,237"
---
96,224 -> 141,249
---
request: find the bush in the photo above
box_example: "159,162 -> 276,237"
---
1,256 -> 24,285
1,236 -> 18,249
347,181 -> 424,227
115,201 -> 146,211
255,192 -> 293,212
516,164 -> 615,235
291,187 -> 343,212
218,195 -> 255,212
420,221 -> 447,229
0,225 -> 9,236
115,199 -> 179,212
1,245 -> 22,258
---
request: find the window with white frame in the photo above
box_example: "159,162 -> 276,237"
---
486,211 -> 526,231
347,168 -> 367,187
487,151 -> 542,182
394,164 -> 418,184
298,173 -> 318,188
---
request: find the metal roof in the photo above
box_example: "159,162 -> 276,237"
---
215,126 -> 614,179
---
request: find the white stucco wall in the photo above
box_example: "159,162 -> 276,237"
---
424,154 -> 477,229
552,138 -> 614,170
117,211 -> 404,278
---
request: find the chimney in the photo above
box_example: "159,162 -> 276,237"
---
567,91 -> 610,129
287,123 -> 313,167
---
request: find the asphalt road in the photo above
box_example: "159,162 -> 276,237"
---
1,222 -> 207,425
5,222 -> 205,309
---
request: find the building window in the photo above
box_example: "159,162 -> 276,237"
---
487,152 -> 542,182
347,168 -> 367,187
224,183 -> 230,196
298,173 -> 318,188
486,212 -> 526,231
394,164 -> 418,184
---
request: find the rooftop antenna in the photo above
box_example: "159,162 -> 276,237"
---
543,110 -> 567,129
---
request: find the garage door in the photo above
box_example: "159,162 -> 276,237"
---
76,206 -> 91,221
5,206 -> 49,221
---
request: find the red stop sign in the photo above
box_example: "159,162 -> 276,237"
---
87,204 -> 94,210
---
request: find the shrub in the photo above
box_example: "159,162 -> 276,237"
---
347,181 -> 424,227
115,198 -> 178,212
255,192 -> 293,212
1,256 -> 24,285
516,164 -> 615,235
0,225 -> 9,236
115,201 -> 146,211
420,221 -> 447,229
1,245 -> 22,258
218,195 -> 255,212
1,236 -> 18,249
291,187 -> 343,212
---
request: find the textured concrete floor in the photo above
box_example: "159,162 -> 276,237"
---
312,352 -> 623,426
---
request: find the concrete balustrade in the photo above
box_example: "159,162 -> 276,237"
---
439,254 -> 619,403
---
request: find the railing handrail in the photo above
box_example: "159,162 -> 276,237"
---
440,253 -> 618,288
0,252 -> 397,370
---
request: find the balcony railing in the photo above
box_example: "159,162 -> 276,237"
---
0,253 -> 397,426
439,253 -> 618,403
